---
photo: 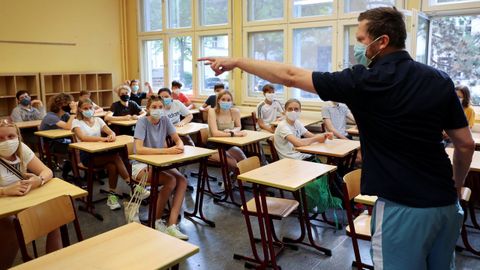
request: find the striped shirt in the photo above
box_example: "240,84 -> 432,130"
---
256,100 -> 283,130
322,103 -> 351,137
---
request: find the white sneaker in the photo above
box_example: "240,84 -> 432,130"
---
155,219 -> 167,232
132,184 -> 150,200
107,194 -> 121,210
166,224 -> 189,241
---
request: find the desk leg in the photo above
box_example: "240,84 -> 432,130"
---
213,146 -> 240,206
77,155 -> 104,221
258,184 -> 280,269
184,158 -> 215,227
149,166 -> 160,228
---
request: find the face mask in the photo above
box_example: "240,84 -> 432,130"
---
20,97 -> 31,106
0,139 -> 19,157
265,93 -> 275,102
62,105 -> 71,113
163,98 -> 173,106
150,109 -> 164,119
132,85 -> 139,92
219,101 -> 232,111
82,109 -> 94,118
120,95 -> 130,102
286,111 -> 300,122
353,36 -> 384,67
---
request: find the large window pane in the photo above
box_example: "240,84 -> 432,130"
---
199,35 -> 229,95
430,0 -> 480,4
342,25 -> 359,68
416,15 -> 429,64
293,0 -> 334,18
248,31 -> 284,97
167,0 -> 192,29
292,27 -> 332,100
248,0 -> 284,22
200,0 -> 228,26
170,36 -> 193,95
344,0 -> 395,13
141,0 -> 162,32
143,40 -> 164,90
430,15 -> 480,105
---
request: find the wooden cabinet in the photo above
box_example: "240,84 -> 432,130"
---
0,73 -> 40,117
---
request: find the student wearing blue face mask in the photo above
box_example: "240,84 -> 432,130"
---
207,90 -> 246,171
199,7 -> 474,270
11,90 -> 46,122
126,79 -> 154,106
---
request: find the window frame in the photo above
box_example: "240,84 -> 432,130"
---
243,0 -> 288,27
288,0 -> 338,23
338,0 -> 404,19
196,0 -> 232,30
139,36 -> 168,92
137,0 -> 166,35
168,33 -> 195,96
422,0 -> 480,12
165,0 -> 195,32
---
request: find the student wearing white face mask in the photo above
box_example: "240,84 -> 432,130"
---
256,84 -> 284,133
274,99 -> 333,160
0,119 -> 55,269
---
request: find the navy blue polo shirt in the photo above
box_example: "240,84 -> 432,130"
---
312,50 -> 468,208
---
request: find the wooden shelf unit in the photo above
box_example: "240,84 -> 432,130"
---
0,73 -> 40,118
40,72 -> 113,109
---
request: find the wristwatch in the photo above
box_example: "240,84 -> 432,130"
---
229,131 -> 234,137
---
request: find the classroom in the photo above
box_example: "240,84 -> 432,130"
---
0,0 -> 479,269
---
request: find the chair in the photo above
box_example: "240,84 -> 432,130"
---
251,112 -> 258,131
234,156 -> 299,267
458,187 -> 480,256
343,169 -> 374,270
13,195 -> 83,262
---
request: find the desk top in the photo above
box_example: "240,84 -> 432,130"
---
189,109 -> 200,115
15,120 -> 42,129
445,148 -> 480,172
296,139 -> 361,158
94,111 -> 107,118
175,122 -> 208,136
34,129 -> 74,139
69,135 -> 133,153
271,118 -> 321,127
129,145 -> 217,167
354,195 -> 377,206
240,112 -> 252,119
347,127 -> 359,136
238,158 -> 336,191
109,119 -> 138,126
11,222 -> 199,270
207,130 -> 272,147
472,132 -> 480,146
0,178 -> 87,219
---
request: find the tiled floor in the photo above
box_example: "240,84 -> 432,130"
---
11,167 -> 480,269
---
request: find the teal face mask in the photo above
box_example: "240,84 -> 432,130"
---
353,36 -> 384,67
219,101 -> 232,111
163,98 -> 173,106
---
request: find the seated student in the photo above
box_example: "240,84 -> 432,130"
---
10,90 -> 46,122
322,101 -> 355,139
171,80 -> 195,110
201,83 -> 225,110
77,90 -> 103,113
0,119 -> 55,269
208,90 -> 247,171
456,85 -> 476,129
157,87 -> 194,145
256,84 -> 284,133
72,98 -> 144,210
39,93 -> 76,179
133,95 -> 188,240
126,79 -> 153,106
105,85 -> 146,135
274,98 -> 333,160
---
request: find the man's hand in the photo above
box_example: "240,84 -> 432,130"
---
198,57 -> 237,76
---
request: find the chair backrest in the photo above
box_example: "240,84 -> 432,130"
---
199,127 -> 210,147
14,195 -> 83,261
460,187 -> 471,202
237,156 -> 261,175
267,137 -> 279,162
343,169 -> 362,201
251,112 -> 258,131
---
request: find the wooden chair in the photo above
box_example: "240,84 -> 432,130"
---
251,112 -> 258,131
457,187 -> 480,256
234,156 -> 299,267
343,169 -> 373,270
13,195 -> 83,262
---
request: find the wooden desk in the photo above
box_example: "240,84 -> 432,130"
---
189,109 -> 200,115
15,120 -> 42,129
69,135 -> 133,220
34,129 -> 74,168
208,130 -> 272,205
238,159 -> 337,267
354,195 -> 377,206
34,129 -> 73,139
471,132 -> 480,149
445,148 -> 480,172
175,122 -> 208,136
11,222 -> 199,270
130,146 -> 217,227
0,178 -> 87,219
94,111 -> 107,118
108,119 -> 138,127
347,126 -> 359,136
240,112 -> 252,119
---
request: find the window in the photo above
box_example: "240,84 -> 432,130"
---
292,26 -> 333,100
141,0 -> 162,32
169,36 -> 193,95
143,40 -> 165,90
430,15 -> 480,104
429,0 -> 479,5
199,34 -> 229,95
247,30 -> 284,97
342,25 -> 359,68
247,0 -> 284,22
343,0 -> 396,13
199,0 -> 229,26
292,0 -> 334,18
167,0 -> 192,29
415,15 -> 429,64
422,0 -> 480,11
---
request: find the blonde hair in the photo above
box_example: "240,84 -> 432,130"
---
215,90 -> 234,113
115,84 -> 131,96
0,119 -> 26,174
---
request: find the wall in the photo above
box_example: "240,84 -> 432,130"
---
0,0 -> 123,86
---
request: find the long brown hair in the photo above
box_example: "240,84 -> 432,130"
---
49,93 -> 73,113
215,90 -> 234,113
455,85 -> 471,108
76,98 -> 94,120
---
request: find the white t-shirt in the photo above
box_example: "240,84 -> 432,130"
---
274,119 -> 311,160
0,142 -> 35,187
164,100 -> 191,125
256,100 -> 283,129
72,117 -> 106,141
